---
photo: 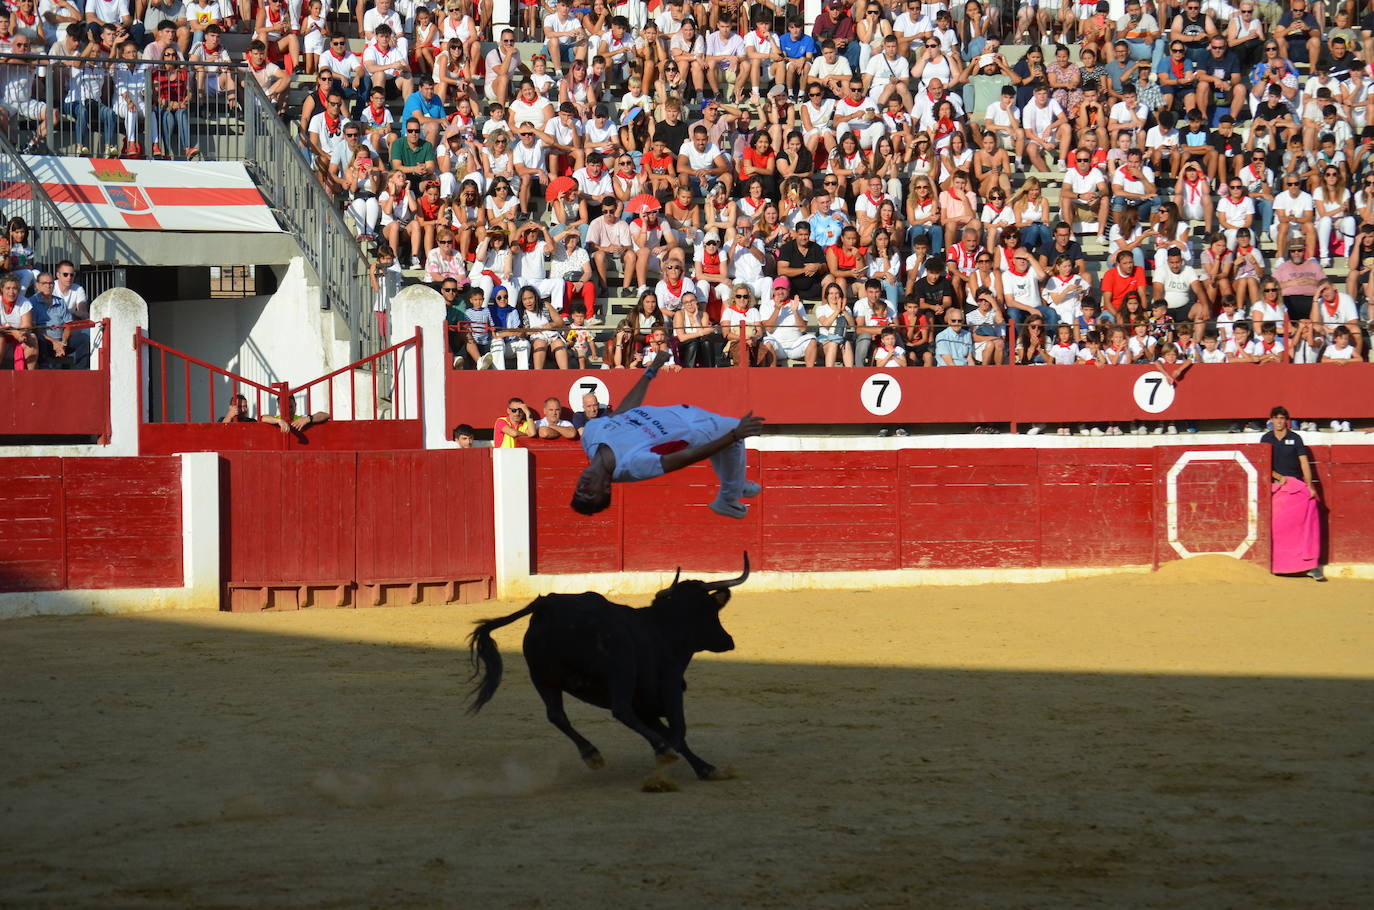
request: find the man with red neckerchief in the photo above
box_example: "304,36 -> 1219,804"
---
244,40 -> 289,114
1060,147 -> 1110,239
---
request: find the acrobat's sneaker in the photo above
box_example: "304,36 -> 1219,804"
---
709,497 -> 749,519
741,482 -> 762,498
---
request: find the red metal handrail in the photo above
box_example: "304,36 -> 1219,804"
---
135,333 -> 283,423
287,331 -> 422,422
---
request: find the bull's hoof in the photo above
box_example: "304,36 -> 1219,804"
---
699,765 -> 736,781
654,751 -> 680,767
582,751 -> 606,770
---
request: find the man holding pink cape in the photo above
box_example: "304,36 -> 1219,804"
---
1260,407 -> 1326,582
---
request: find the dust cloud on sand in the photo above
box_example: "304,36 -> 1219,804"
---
2,564 -> 1371,909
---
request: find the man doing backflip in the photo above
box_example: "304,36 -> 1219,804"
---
571,352 -> 765,518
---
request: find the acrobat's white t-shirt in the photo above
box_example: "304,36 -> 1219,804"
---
582,405 -> 726,482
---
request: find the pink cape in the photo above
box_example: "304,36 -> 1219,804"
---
1270,476 -> 1321,574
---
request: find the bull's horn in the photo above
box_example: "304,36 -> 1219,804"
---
671,567 -> 681,587
710,552 -> 750,590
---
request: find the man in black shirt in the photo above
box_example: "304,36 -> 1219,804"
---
1036,222 -> 1089,282
911,257 -> 956,318
1196,36 -> 1245,120
776,221 -> 827,299
1320,36 -> 1359,78
1207,115 -> 1244,181
651,97 -> 689,158
1260,405 -> 1325,580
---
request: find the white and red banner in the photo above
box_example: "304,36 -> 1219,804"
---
19,156 -> 281,233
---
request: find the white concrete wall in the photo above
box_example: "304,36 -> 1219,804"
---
145,258 -> 355,422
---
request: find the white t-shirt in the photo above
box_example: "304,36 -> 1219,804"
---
983,100 -> 1020,129
1217,195 -> 1256,229
1108,100 -> 1147,128
864,53 -> 910,90
581,405 -> 723,482
1112,164 -> 1155,197
1156,264 -> 1199,309
1022,99 -> 1064,136
808,56 -> 851,81
705,31 -> 744,58
1048,341 -> 1079,365
1062,166 -> 1107,194
1001,266 -> 1039,311
1324,343 -> 1356,360
759,298 -> 809,344
1315,292 -> 1359,328
1274,190 -> 1315,220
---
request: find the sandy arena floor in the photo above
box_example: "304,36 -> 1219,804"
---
2,558 -> 1372,909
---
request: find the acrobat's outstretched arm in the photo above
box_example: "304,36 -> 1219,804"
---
617,351 -> 672,412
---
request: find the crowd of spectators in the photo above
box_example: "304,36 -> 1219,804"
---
5,1 -> 1374,376
0,215 -> 91,371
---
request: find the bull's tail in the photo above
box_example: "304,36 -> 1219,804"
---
466,599 -> 543,714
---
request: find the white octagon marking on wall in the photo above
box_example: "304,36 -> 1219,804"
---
1166,450 -> 1259,560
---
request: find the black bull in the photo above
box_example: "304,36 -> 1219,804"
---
467,554 -> 749,780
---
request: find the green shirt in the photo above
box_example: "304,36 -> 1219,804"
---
389,137 -> 436,170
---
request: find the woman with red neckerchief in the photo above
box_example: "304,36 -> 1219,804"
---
0,274 -> 36,371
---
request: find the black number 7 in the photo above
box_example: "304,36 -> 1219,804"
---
580,381 -> 599,397
872,378 -> 891,408
1143,376 -> 1163,405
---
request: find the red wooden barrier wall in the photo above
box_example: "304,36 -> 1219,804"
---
0,371 -> 109,438
0,457 -> 182,591
524,444 -> 1374,575
140,420 -> 422,455
450,363 -> 1374,433
220,449 -> 495,610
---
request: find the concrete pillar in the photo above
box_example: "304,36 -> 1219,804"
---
179,452 -> 222,609
389,283 -> 451,449
491,446 -> 531,599
90,288 -> 150,457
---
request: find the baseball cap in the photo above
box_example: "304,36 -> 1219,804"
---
767,84 -> 786,97
703,231 -> 721,244
772,277 -> 790,290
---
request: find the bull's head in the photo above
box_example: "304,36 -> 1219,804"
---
652,553 -> 750,654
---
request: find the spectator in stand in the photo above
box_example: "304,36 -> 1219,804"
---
2,272 -> 37,369
27,272 -> 84,368
221,394 -> 256,423
934,310 -> 974,366
494,397 -> 534,447
535,396 -> 577,439
244,39 -> 290,115
570,392 -> 607,437
452,423 -> 476,447
1099,250 -> 1147,320
1274,245 -> 1327,320
0,35 -> 48,151
777,220 -> 826,300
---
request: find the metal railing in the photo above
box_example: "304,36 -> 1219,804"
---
0,131 -> 124,296
238,62 -> 375,363
12,54 -> 246,162
136,332 -> 418,424
2,53 -> 374,363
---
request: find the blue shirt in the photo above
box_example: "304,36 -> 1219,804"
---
401,91 -> 446,125
27,294 -> 71,341
779,32 -> 818,59
934,327 -> 974,365
1154,56 -> 1196,84
808,212 -> 845,248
